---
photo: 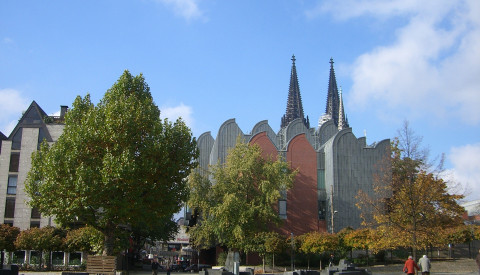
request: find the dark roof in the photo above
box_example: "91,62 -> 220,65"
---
7,100 -> 53,142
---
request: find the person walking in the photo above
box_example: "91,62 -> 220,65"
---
329,254 -> 335,267
152,258 -> 160,275
403,256 -> 419,275
418,255 -> 431,275
476,249 -> 480,275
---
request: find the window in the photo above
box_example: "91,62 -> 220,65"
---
279,200 -> 287,219
318,200 -> 326,220
11,129 -> 22,150
4,198 -> 15,218
7,176 -> 17,195
29,251 -> 41,265
30,221 -> 40,228
31,207 -> 41,219
12,251 -> 26,264
37,128 -> 47,149
9,153 -> 20,172
69,252 -> 83,266
51,252 -> 65,266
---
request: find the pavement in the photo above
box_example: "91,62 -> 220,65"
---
16,258 -> 480,275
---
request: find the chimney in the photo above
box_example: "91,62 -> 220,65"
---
60,105 -> 68,119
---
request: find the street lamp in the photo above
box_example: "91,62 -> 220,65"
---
331,210 -> 338,233
291,232 -> 295,271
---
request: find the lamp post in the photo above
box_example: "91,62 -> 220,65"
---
331,210 -> 338,233
291,232 -> 295,271
330,186 -> 338,233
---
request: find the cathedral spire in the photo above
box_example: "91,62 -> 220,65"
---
325,58 -> 340,127
338,86 -> 349,130
281,55 -> 309,129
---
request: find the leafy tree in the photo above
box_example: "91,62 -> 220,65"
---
26,71 -> 198,255
442,224 -> 475,247
343,228 -> 374,265
64,226 -> 104,255
0,224 -> 20,268
264,232 -> 285,270
337,227 -> 354,259
251,231 -> 286,271
15,226 -> 65,270
187,139 -> 296,256
299,231 -> 338,269
357,121 -> 465,259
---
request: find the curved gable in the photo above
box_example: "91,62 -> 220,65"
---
197,132 -> 214,175
250,132 -> 278,161
209,119 -> 244,166
250,120 -> 278,150
318,119 -> 338,146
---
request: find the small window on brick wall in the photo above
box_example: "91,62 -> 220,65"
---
7,176 -> 17,195
9,153 -> 20,172
4,198 -> 15,218
279,200 -> 287,219
30,221 -> 40,228
31,207 -> 41,219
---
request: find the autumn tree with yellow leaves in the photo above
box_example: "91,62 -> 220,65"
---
357,121 -> 465,259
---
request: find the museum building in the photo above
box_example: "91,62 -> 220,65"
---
187,56 -> 390,236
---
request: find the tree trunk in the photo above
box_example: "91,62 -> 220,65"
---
262,255 -> 265,272
103,225 -> 116,256
273,253 -> 275,270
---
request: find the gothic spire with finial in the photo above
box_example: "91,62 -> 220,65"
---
281,55 -> 310,129
337,86 -> 349,130
325,58 -> 340,127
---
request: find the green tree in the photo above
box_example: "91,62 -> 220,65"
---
357,121 -> 464,259
0,224 -> 20,267
25,71 -> 198,255
299,231 -> 338,269
15,226 -> 65,270
64,226 -> 104,255
187,139 -> 296,256
251,231 -> 285,271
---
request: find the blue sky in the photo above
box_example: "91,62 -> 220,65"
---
1,0 -> 479,201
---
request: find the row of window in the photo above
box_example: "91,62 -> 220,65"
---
10,251 -> 83,266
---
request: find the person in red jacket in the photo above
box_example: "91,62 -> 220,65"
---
403,256 -> 420,275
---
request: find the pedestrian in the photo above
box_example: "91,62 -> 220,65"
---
329,254 -> 335,267
152,258 -> 160,275
418,255 -> 431,275
476,249 -> 480,275
403,256 -> 419,275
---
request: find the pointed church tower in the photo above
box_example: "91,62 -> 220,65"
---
325,58 -> 340,127
337,87 -> 349,130
281,55 -> 310,129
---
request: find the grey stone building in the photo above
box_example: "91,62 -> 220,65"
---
191,56 -> 390,234
0,101 -> 67,230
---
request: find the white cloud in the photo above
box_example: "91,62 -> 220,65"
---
444,143 -> 480,201
312,0 -> 480,125
156,0 -> 205,21
0,88 -> 30,135
160,102 -> 194,129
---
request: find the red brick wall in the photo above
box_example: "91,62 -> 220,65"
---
251,132 -> 326,237
249,132 -> 278,161
283,134 -> 325,235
